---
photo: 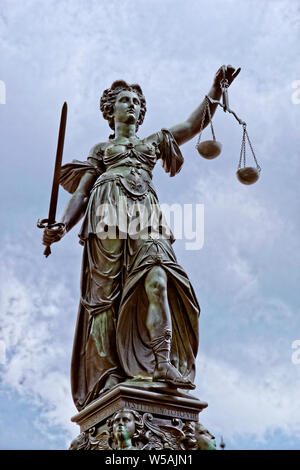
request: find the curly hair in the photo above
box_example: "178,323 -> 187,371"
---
100,80 -> 147,136
107,409 -> 144,448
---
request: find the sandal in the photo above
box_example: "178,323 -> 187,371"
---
153,361 -> 196,390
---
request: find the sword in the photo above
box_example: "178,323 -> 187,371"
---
37,102 -> 67,257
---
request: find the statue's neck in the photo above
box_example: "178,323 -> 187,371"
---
114,122 -> 136,140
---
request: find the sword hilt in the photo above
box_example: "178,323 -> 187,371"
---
37,219 -> 65,258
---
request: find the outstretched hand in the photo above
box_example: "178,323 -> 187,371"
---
213,64 -> 241,89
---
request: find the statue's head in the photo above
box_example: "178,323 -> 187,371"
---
107,408 -> 143,448
181,421 -> 216,450
194,422 -> 216,450
100,80 -> 146,135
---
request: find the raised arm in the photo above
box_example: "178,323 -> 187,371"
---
169,65 -> 241,146
42,171 -> 97,246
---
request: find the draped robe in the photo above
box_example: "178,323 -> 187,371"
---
60,129 -> 200,411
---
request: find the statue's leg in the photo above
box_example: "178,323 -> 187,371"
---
144,266 -> 195,389
144,265 -> 170,336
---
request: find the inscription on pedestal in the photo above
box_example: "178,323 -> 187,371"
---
124,401 -> 198,420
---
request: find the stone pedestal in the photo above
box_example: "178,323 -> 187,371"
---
69,379 -> 216,450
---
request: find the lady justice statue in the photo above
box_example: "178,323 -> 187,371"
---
42,65 -> 240,412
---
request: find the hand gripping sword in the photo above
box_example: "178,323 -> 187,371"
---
37,102 -> 67,257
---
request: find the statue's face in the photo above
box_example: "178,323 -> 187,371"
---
195,424 -> 216,450
113,90 -> 141,126
113,411 -> 136,441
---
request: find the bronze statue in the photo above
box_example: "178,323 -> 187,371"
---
42,65 -> 240,412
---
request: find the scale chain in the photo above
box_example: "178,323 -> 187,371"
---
238,125 -> 246,169
207,97 -> 216,141
238,124 -> 260,172
196,96 -> 216,147
244,127 -> 261,172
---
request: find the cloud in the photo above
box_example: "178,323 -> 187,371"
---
0,239 -> 78,445
196,354 -> 300,447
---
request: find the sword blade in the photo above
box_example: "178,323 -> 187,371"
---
47,101 -> 67,225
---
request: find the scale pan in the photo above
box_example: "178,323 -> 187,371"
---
236,167 -> 260,185
196,140 -> 222,159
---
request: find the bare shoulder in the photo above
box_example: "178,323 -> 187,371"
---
143,131 -> 163,146
88,141 -> 109,158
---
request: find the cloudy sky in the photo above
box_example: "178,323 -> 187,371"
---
0,0 -> 300,450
